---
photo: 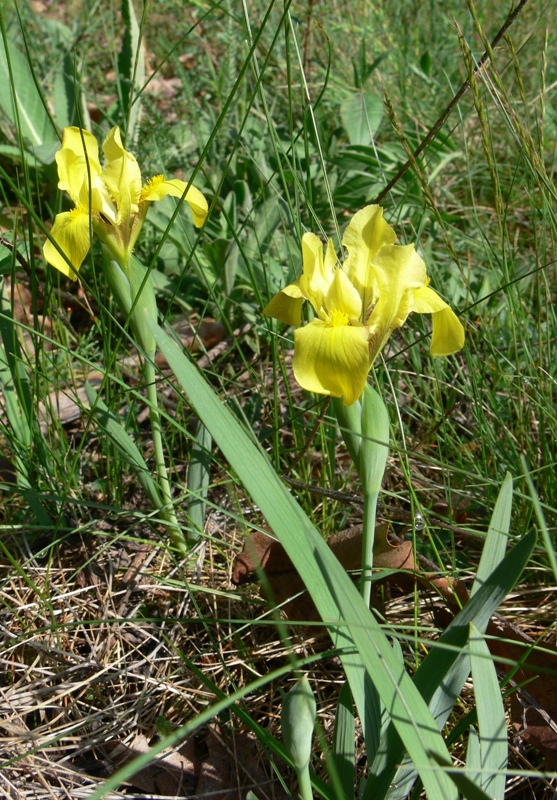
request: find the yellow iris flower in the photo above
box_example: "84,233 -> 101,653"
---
264,205 -> 465,406
43,126 -> 208,279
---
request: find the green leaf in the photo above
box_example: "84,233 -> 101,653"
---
430,752 -> 495,800
340,91 -> 383,146
149,320 -> 458,800
331,682 -> 355,799
52,52 -> 90,131
0,278 -> 32,450
85,381 -> 163,511
186,421 -> 212,544
465,726 -> 482,786
469,624 -> 507,799
368,524 -> 535,799
0,25 -> 57,150
471,472 -> 513,598
118,0 -> 146,144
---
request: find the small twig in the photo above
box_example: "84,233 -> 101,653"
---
0,236 -> 30,271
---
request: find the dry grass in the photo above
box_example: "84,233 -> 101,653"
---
2,478 -> 556,798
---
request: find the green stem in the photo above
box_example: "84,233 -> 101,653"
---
360,490 -> 379,607
296,765 -> 313,800
144,357 -> 188,556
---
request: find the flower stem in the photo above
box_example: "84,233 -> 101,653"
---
361,490 -> 379,607
144,357 -> 188,556
297,766 -> 313,800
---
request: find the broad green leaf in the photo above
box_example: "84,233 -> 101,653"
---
340,91 -> 383,146
0,277 -> 32,449
430,752 -> 495,800
53,52 -> 90,131
85,382 -> 163,511
0,143 -> 57,167
471,472 -> 513,597
118,0 -> 146,144
465,726 -> 482,787
186,421 -> 212,544
331,682 -> 355,799
469,623 -> 507,799
0,27 -> 57,150
150,321 -> 458,800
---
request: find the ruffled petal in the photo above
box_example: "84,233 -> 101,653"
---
412,284 -> 465,355
293,319 -> 370,406
59,127 -> 101,175
366,243 -> 428,361
56,129 -> 116,220
263,282 -> 304,326
298,235 -> 337,316
324,267 -> 363,322
102,127 -> 143,221
342,205 -> 397,311
145,177 -> 209,228
43,208 -> 91,280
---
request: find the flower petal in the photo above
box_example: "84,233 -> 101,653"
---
293,319 -> 370,406
366,243 -> 428,361
59,127 -> 101,175
412,284 -> 465,355
263,282 -> 304,326
102,127 -> 143,221
324,267 -> 363,323
56,128 -> 115,220
298,235 -> 337,316
43,208 -> 91,279
146,177 -> 209,228
342,205 -> 397,311
430,307 -> 465,355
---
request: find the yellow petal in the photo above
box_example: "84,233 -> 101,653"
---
293,319 -> 370,406
430,307 -> 465,355
59,127 -> 101,174
412,283 -> 448,314
43,207 -> 91,279
342,205 -> 397,311
412,284 -> 465,355
263,282 -> 304,326
298,235 -> 337,316
102,127 -> 143,221
144,177 -> 209,228
367,243 -> 428,361
325,267 -> 362,322
56,129 -> 115,220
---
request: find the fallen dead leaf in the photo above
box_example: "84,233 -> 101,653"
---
109,725 -> 288,799
232,524 -> 417,621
